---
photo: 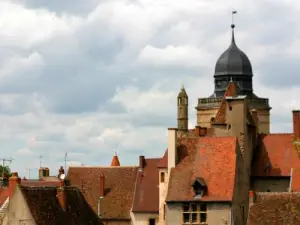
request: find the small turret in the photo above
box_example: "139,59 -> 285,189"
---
177,85 -> 188,131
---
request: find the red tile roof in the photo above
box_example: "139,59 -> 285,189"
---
67,166 -> 138,220
291,168 -> 300,192
157,149 -> 168,168
0,188 -> 9,207
252,134 -> 300,177
247,192 -> 300,225
213,81 -> 237,124
110,155 -> 120,167
20,186 -> 102,225
132,158 -> 160,213
166,136 -> 237,202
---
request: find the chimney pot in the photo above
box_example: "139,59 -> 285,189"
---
139,156 -> 145,169
293,110 -> 300,139
100,173 -> 105,198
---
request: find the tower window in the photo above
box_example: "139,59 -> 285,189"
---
178,98 -> 182,105
229,106 -> 232,111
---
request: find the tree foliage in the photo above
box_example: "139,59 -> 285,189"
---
0,165 -> 11,178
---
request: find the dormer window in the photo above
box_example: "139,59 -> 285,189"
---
192,178 -> 207,198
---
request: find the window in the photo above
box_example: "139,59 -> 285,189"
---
182,203 -> 207,224
192,178 -> 207,198
160,172 -> 165,183
163,204 -> 166,220
149,218 -> 156,225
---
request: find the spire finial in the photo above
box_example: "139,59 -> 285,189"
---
231,10 -> 237,43
181,84 -> 184,90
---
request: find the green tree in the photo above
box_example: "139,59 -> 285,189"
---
0,165 -> 11,178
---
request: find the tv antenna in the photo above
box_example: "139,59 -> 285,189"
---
39,154 -> 44,168
64,152 -> 69,174
0,158 -> 13,168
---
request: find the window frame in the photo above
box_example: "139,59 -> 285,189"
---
182,203 -> 207,225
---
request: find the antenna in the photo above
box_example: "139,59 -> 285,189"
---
0,158 -> 13,168
64,152 -> 68,174
26,168 -> 32,179
39,154 -> 43,168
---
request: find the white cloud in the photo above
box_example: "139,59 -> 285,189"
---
0,0 -> 300,178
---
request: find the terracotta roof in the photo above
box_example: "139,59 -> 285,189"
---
252,134 -> 300,176
0,188 -> 9,207
110,155 -> 120,167
213,81 -> 237,124
166,136 -> 237,202
157,150 -> 168,168
247,192 -> 300,225
20,186 -> 102,225
132,158 -> 160,213
291,167 -> 300,192
67,166 -> 138,220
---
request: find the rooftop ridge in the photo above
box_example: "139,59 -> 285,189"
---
69,166 -> 139,168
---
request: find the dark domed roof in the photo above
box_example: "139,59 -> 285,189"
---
214,26 -> 253,76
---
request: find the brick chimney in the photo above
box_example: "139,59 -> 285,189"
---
100,173 -> 105,198
57,180 -> 66,211
168,128 -> 178,172
9,172 -> 21,197
293,110 -> 300,139
195,126 -> 207,137
139,156 -> 145,169
249,190 -> 256,206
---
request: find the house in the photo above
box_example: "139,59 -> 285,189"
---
2,173 -> 102,225
67,154 -> 160,225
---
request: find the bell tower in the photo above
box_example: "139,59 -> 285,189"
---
177,85 -> 188,131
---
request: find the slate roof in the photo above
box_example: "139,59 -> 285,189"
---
247,192 -> 300,225
67,166 -> 138,220
20,186 -> 102,225
132,158 -> 160,213
166,136 -> 238,202
252,133 -> 300,177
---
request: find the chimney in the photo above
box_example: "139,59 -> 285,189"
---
139,156 -> 145,169
195,126 -> 207,137
100,173 -> 105,198
168,128 -> 178,172
293,110 -> 300,139
9,172 -> 21,197
57,180 -> 66,211
249,190 -> 256,206
58,166 -> 65,178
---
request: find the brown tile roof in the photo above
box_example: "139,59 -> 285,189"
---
157,150 -> 168,168
213,81 -> 237,124
166,136 -> 237,202
20,186 -> 102,225
132,158 -> 160,213
252,134 -> 300,177
247,192 -> 300,225
110,155 -> 121,166
21,180 -> 60,187
67,166 -> 138,220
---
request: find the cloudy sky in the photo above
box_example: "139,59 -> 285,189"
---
1,0 -> 300,178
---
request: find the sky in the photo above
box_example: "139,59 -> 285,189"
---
1,0 -> 300,178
